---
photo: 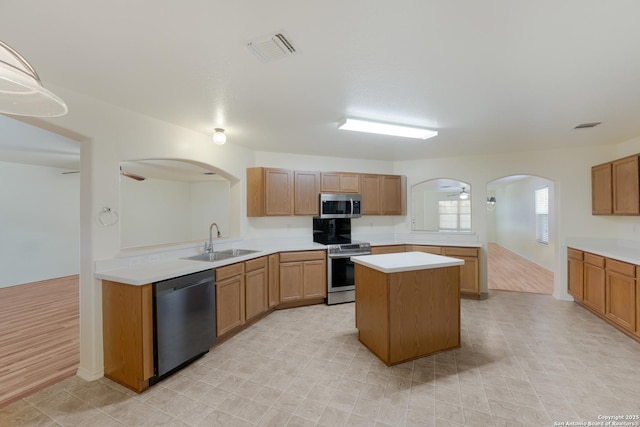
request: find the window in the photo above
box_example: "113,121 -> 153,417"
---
438,200 -> 471,232
535,187 -> 549,244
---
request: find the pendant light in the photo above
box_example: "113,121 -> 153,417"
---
212,128 -> 226,145
0,40 -> 67,117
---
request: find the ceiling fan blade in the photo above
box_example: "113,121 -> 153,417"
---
121,171 -> 146,181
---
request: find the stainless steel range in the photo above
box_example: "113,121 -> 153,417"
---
312,218 -> 371,305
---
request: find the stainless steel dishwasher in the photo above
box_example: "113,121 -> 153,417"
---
151,270 -> 216,384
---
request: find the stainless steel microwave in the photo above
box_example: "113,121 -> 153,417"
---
319,193 -> 362,218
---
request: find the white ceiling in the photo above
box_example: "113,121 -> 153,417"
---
2,1 -> 640,162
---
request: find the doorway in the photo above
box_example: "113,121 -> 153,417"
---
487,175 -> 555,294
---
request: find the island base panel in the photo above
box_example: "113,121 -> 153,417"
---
355,264 -> 460,366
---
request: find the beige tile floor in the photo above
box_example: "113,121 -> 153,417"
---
2,290 -> 640,426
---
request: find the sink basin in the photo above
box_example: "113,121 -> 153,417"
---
214,249 -> 260,257
182,249 -> 259,262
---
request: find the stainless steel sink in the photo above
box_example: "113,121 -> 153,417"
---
214,249 -> 259,257
182,249 -> 259,262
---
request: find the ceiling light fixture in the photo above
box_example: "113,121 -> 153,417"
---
0,40 -> 67,117
338,117 -> 437,140
459,187 -> 469,200
212,128 -> 226,145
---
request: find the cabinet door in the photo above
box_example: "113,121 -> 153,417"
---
371,245 -> 406,254
216,274 -> 245,336
265,169 -> 294,216
360,175 -> 381,215
381,175 -> 404,215
245,267 -> 268,321
279,262 -> 304,302
583,262 -> 606,314
340,173 -> 360,193
612,156 -> 640,215
303,260 -> 326,298
268,254 -> 280,308
410,245 -> 442,255
320,172 -> 360,193
567,257 -> 584,301
591,163 -> 612,215
606,270 -> 636,332
294,170 -> 320,215
458,256 -> 479,294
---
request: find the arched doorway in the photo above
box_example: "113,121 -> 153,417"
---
487,175 -> 555,294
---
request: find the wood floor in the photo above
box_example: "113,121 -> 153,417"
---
488,243 -> 554,294
0,275 -> 79,408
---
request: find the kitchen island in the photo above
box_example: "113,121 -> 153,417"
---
352,251 -> 464,365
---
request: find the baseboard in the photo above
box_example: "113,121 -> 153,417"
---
76,366 -> 104,382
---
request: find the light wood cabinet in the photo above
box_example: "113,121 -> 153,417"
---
279,250 -> 326,302
371,245 -> 406,254
592,163 -> 612,215
268,253 -> 280,308
612,155 -> 640,215
408,245 -> 442,255
320,172 -> 360,193
583,253 -> 606,314
102,281 -> 154,392
381,175 -> 405,215
360,174 -> 381,215
216,263 -> 245,336
360,174 -> 406,215
567,248 -> 584,301
245,257 -> 268,321
247,167 -> 294,217
605,258 -> 636,332
443,247 -> 479,295
294,170 -> 320,215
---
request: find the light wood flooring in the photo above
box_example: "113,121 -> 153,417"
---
0,275 -> 79,408
488,243 -> 554,294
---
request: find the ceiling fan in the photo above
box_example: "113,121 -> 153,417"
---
447,186 -> 469,199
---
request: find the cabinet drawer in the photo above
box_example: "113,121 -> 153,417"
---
409,245 -> 442,255
245,256 -> 267,273
443,247 -> 479,257
607,258 -> 636,277
584,252 -> 605,268
216,262 -> 244,281
567,248 -> 584,261
279,250 -> 326,263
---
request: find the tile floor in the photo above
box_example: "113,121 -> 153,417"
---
2,291 -> 640,426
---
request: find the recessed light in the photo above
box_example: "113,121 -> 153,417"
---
338,117 -> 437,140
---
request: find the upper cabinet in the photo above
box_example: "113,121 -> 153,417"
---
592,154 -> 640,215
247,168 -> 405,217
247,168 -> 294,216
361,174 -> 406,216
320,172 -> 360,193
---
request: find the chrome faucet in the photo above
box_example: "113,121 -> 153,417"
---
206,222 -> 222,253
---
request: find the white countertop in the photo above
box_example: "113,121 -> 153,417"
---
566,238 -> 640,266
351,251 -> 465,274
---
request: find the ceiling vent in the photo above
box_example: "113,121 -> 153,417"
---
247,32 -> 297,63
574,122 -> 601,129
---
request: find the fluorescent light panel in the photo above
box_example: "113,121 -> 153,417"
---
338,117 -> 437,140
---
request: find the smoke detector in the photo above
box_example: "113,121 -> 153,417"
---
247,32 -> 297,63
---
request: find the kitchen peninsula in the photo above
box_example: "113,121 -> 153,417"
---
352,251 -> 464,365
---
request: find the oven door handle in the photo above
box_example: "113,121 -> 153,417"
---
329,252 -> 371,258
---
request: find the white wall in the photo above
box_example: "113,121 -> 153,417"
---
492,176 -> 554,270
0,162 -> 79,288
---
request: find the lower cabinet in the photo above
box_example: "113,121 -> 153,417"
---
407,245 -> 480,296
567,247 -> 640,341
567,248 -> 584,301
605,259 -> 636,332
215,263 -> 245,336
268,253 -> 280,308
245,257 -> 268,321
279,250 -> 327,302
102,281 -> 154,392
583,253 -> 606,314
